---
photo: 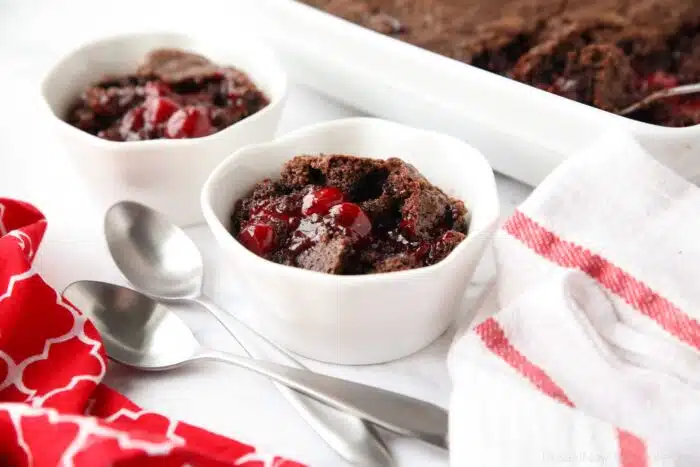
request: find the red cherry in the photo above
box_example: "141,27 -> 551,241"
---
413,242 -> 431,261
239,223 -> 275,255
120,107 -> 145,134
143,97 -> 179,125
165,107 -> 214,139
640,71 -> 678,91
439,231 -> 462,244
329,203 -> 372,238
302,187 -> 344,216
399,217 -> 416,238
433,231 -> 463,251
144,81 -> 171,97
677,98 -> 700,113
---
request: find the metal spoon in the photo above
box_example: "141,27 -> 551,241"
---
63,280 -> 448,449
617,82 -> 700,116
103,201 -> 394,463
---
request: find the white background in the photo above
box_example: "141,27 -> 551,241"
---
0,1 -> 532,465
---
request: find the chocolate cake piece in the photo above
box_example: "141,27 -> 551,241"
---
381,157 -> 458,239
296,237 -> 354,273
372,253 -> 421,273
230,179 -> 283,232
230,154 -> 469,275
279,155 -> 323,187
575,44 -> 639,111
281,154 -> 388,195
136,48 -> 220,83
512,38 -> 639,111
676,33 -> 700,81
430,231 -> 467,263
400,186 -> 450,240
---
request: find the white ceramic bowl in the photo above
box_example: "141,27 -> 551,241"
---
41,32 -> 287,226
201,117 -> 500,365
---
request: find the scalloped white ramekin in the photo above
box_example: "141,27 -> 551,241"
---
41,31 -> 287,226
202,117 -> 500,365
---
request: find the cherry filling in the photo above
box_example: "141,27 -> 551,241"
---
639,71 -> 679,92
112,94 -> 217,140
238,186 -> 374,257
302,187 -> 344,216
119,107 -> 145,134
239,223 -> 276,256
399,216 -> 416,239
236,183 -> 460,269
329,203 -> 372,238
144,97 -> 179,125
165,107 -> 214,139
249,196 -> 302,228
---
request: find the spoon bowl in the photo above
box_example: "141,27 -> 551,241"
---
105,201 -> 203,300
64,280 -> 201,369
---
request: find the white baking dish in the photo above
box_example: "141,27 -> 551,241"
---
243,0 -> 700,186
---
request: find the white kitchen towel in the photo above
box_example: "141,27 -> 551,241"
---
448,133 -> 700,467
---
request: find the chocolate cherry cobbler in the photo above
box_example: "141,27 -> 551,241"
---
230,154 -> 469,275
299,0 -> 700,127
67,48 -> 269,141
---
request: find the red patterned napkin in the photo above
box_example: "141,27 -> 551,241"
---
0,198 -> 304,466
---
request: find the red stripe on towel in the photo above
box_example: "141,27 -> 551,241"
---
617,429 -> 650,467
475,318 -> 574,407
476,317 -> 650,467
504,210 -> 700,351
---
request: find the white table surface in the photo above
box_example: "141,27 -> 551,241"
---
0,1 -> 533,464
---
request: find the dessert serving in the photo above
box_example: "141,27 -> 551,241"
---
67,48 -> 269,141
202,117 -> 499,363
230,154 -> 469,274
299,0 -> 700,127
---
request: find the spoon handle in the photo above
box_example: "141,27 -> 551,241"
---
618,82 -> 700,115
194,296 -> 393,464
194,347 -> 449,450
